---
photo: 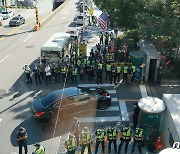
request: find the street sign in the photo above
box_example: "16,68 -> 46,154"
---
83,31 -> 88,37
105,53 -> 114,62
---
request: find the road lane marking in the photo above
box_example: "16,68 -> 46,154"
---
23,31 -> 35,42
0,119 -> 2,122
78,83 -> 115,87
0,54 -> 9,63
107,90 -> 116,94
111,98 -> 118,102
119,100 -> 130,121
77,116 -> 121,123
139,85 -> 148,97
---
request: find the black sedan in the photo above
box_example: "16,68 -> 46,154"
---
9,15 -> 25,26
31,87 -> 111,121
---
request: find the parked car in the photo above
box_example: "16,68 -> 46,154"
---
76,13 -> 85,25
9,15 -> 25,26
0,10 -> 14,20
31,87 -> 111,121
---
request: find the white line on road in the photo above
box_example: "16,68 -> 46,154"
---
111,98 -> 118,102
139,85 -> 148,97
119,100 -> 130,122
0,54 -> 9,63
77,116 -> 121,123
107,90 -> 116,94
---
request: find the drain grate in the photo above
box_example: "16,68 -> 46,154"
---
0,89 -> 6,99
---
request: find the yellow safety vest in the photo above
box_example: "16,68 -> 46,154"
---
72,68 -> 77,76
81,132 -> 91,144
77,60 -> 81,66
35,146 -> 45,154
98,63 -> 103,70
25,67 -> 30,73
116,66 -> 121,73
99,34 -> 103,38
123,66 -> 128,73
84,59 -> 87,65
96,129 -> 105,141
122,127 -> 131,140
66,138 -> 76,151
87,60 -> 91,66
132,65 -> 136,73
134,128 -> 143,141
61,67 -> 66,74
107,128 -> 117,140
106,64 -> 111,71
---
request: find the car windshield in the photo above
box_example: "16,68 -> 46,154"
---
11,17 -> 19,20
2,12 -> 8,14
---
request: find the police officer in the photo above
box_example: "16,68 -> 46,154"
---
106,63 -> 111,81
24,64 -> 32,84
116,63 -> 121,83
122,63 -> 128,83
131,65 -> 136,82
33,66 -> 41,85
54,65 -> 60,84
33,143 -> 45,154
71,66 -> 78,84
118,124 -> 132,154
80,127 -> 92,154
17,127 -> 28,154
61,64 -> 67,83
107,125 -> 118,153
131,127 -> 144,154
99,31 -> 104,45
127,65 -> 133,84
95,126 -> 106,154
96,65 -> 102,85
132,103 -> 140,129
65,134 -> 77,154
104,32 -> 109,46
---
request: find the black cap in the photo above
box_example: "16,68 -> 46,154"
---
34,143 -> 40,147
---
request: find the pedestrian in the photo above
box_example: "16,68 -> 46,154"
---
96,65 -> 102,85
86,65 -> 92,81
80,127 -> 92,154
79,66 -> 84,81
106,63 -> 111,81
23,64 -> 32,84
118,124 -> 132,154
116,63 -> 121,83
127,65 -> 133,84
54,65 -> 60,84
33,66 -> 41,85
132,103 -> 140,129
96,43 -> 101,52
61,64 -> 67,83
107,125 -> 118,153
131,65 -> 136,82
65,134 -> 77,154
104,32 -> 109,46
111,64 -> 116,84
71,117 -> 80,146
131,127 -> 144,154
32,143 -> 45,154
95,126 -> 106,154
122,63 -> 128,83
45,64 -> 52,84
17,127 -> 28,154
37,62 -> 45,80
99,31 -> 104,45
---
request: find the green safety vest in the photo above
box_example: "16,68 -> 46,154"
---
123,66 -> 128,73
99,33 -> 103,38
35,146 -> 45,154
106,64 -> 111,71
81,132 -> 91,144
87,60 -> 91,66
122,127 -> 131,140
107,128 -> 117,140
116,66 -> 121,73
134,128 -> 143,141
72,68 -> 77,76
25,67 -> 30,73
96,129 -> 105,141
61,67 -> 66,74
98,63 -> 103,70
132,65 -> 136,73
66,138 -> 76,151
77,60 -> 81,66
84,59 -> 87,65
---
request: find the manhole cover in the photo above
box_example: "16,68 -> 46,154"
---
0,89 -> 6,99
26,46 -> 33,48
42,124 -> 55,133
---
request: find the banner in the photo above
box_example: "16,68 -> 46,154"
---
105,53 -> 114,62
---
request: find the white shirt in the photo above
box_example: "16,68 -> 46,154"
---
45,65 -> 51,76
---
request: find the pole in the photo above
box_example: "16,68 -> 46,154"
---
83,0 -> 85,38
5,0 -> 7,13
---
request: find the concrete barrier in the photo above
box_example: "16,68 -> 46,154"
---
40,0 -> 70,28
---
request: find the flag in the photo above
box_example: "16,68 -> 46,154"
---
97,12 -> 108,30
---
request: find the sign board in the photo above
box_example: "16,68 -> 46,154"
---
79,42 -> 87,56
105,53 -> 114,62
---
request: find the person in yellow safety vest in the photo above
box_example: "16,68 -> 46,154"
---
24,64 -> 33,84
104,32 -> 109,46
83,56 -> 88,69
116,63 -> 121,83
80,127 -> 92,154
33,143 -> 45,154
65,134 -> 77,154
106,63 -> 111,81
107,125 -> 118,153
122,63 -> 128,83
87,59 -> 91,66
77,59 -> 81,71
98,62 -> 103,71
61,64 -> 67,83
71,66 -> 77,84
131,127 -> 144,154
95,126 -> 106,154
118,124 -> 132,154
99,31 -> 104,45
131,65 -> 136,82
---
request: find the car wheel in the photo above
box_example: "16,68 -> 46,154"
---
98,101 -> 108,110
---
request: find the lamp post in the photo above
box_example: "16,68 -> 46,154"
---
82,0 -> 85,38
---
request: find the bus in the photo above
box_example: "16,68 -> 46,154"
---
40,32 -> 71,63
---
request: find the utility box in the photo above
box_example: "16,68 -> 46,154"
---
129,50 -> 145,67
138,97 -> 166,142
139,40 -> 161,83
